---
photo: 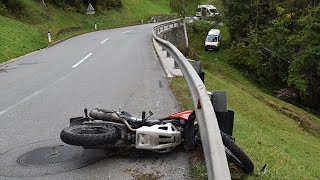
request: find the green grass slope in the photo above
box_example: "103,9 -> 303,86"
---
0,15 -> 47,61
169,22 -> 320,179
0,0 -> 171,63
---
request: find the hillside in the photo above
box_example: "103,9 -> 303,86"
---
0,0 -> 171,63
169,21 -> 320,179
169,14 -> 320,180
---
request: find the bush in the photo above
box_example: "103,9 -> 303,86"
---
0,0 -> 26,18
82,0 -> 122,11
190,20 -> 212,37
98,0 -> 123,10
44,0 -> 84,11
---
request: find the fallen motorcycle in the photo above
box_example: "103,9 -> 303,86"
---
60,108 -> 254,173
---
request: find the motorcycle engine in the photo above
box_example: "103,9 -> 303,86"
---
135,123 -> 181,153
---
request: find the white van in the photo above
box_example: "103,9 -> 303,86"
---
196,5 -> 219,18
205,29 -> 221,51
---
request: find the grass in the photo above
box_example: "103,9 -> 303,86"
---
0,15 -> 47,62
169,20 -> 320,179
0,0 -> 171,63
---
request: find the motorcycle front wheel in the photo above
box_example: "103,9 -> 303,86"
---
60,124 -> 120,146
221,132 -> 254,173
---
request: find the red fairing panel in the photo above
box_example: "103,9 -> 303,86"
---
168,110 -> 193,120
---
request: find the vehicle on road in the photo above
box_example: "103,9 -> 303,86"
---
205,29 -> 221,51
196,5 -> 220,18
60,107 -> 254,173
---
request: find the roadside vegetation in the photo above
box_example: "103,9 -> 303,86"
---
0,0 -> 171,63
170,20 -> 320,179
223,0 -> 320,115
168,0 -> 319,179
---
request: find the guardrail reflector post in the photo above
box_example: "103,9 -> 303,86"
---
47,31 -> 51,43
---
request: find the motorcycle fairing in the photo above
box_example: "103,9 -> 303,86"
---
168,110 -> 193,120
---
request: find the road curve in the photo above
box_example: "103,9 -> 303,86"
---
0,23 -> 190,179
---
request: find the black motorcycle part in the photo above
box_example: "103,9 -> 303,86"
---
183,111 -> 196,152
215,110 -> 234,136
221,131 -> 254,173
60,124 -> 120,146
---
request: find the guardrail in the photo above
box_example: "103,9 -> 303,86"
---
152,19 -> 231,179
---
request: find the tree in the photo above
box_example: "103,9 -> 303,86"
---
287,6 -> 320,111
169,0 -> 200,47
223,0 -> 320,112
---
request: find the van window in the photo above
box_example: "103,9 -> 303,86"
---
206,35 -> 218,42
196,8 -> 201,12
209,9 -> 217,14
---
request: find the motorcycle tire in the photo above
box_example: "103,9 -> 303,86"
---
221,131 -> 254,173
60,124 -> 120,146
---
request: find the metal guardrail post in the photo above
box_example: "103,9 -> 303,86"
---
193,61 -> 205,83
167,51 -> 170,57
211,91 -> 234,136
174,60 -> 179,69
211,91 -> 227,112
152,21 -> 231,180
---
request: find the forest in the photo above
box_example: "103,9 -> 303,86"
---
222,0 -> 320,113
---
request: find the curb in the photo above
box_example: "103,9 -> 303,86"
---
0,50 -> 42,67
152,38 -> 183,78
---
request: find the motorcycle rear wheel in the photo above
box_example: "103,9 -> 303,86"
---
60,124 -> 120,146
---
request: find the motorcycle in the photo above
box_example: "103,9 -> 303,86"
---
60,108 -> 254,173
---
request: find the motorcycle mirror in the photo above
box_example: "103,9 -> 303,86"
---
144,111 -> 154,121
84,108 -> 88,117
142,111 -> 146,120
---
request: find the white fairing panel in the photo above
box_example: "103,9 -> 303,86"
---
136,123 -> 181,153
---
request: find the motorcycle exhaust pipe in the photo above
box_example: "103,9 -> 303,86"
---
89,109 -> 121,122
89,109 -> 137,132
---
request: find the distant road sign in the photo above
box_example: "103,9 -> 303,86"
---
87,3 -> 95,15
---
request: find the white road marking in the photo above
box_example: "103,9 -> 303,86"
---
121,30 -> 133,34
100,38 -> 110,44
72,53 -> 93,68
0,90 -> 42,116
0,70 -> 75,116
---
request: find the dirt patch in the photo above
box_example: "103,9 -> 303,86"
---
124,169 -> 163,180
56,26 -> 81,37
250,92 -> 320,137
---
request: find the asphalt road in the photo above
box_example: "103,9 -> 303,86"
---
0,24 -> 189,179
